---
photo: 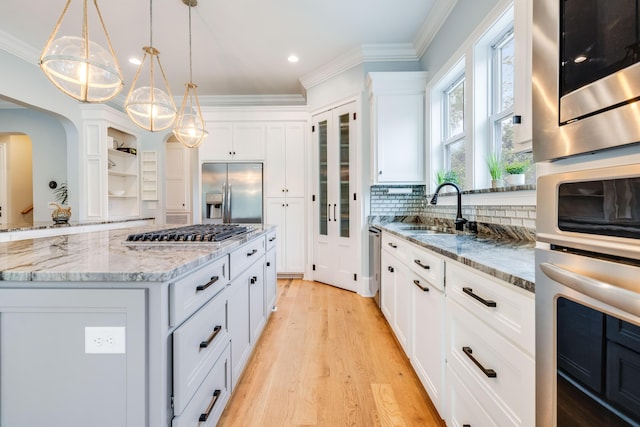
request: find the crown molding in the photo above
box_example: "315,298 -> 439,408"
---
197,94 -> 307,107
413,0 -> 459,58
0,29 -> 40,65
299,43 -> 420,90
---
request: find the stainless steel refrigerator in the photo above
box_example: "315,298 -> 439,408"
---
201,163 -> 263,224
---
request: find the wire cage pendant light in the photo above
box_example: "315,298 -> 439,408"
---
125,0 -> 176,132
39,0 -> 124,102
173,0 -> 208,148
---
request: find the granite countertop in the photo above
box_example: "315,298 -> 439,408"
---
0,224 -> 274,283
374,221 -> 535,293
0,217 -> 156,233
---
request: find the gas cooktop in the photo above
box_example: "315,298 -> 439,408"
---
125,224 -> 253,244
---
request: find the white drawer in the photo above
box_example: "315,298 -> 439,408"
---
172,343 -> 231,427
173,287 -> 229,414
170,256 -> 229,327
446,298 -> 535,427
265,230 -> 277,251
447,365 -> 499,427
446,262 -> 535,355
382,232 -> 444,290
230,237 -> 265,279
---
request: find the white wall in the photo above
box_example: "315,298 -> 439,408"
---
6,135 -> 32,224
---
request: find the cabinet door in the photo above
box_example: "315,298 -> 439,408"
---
312,103 -> 358,292
233,122 -> 265,160
381,251 -> 396,323
393,263 -> 412,354
284,198 -> 305,273
375,93 -> 424,183
228,276 -> 250,388
0,289 -> 146,427
166,141 -> 190,212
265,248 -> 277,312
248,260 -> 266,344
412,277 -> 445,414
284,123 -> 305,198
265,124 -> 287,198
265,198 -> 286,272
200,123 -> 233,161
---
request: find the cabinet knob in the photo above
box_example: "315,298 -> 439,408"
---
379,170 -> 382,175
512,115 -> 522,124
282,189 -> 285,192
229,151 -> 232,155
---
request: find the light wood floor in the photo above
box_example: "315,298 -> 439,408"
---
218,279 -> 445,427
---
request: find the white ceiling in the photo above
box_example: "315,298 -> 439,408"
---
0,0 -> 453,105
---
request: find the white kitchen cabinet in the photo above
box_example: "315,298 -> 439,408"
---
199,122 -> 265,161
165,140 -> 191,216
367,72 -> 428,184
312,102 -> 358,292
512,0 -> 532,150
265,197 -> 305,274
265,122 -> 305,198
265,230 -> 277,312
445,262 -> 535,427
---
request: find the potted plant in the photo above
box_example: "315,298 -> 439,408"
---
504,161 -> 529,186
435,169 -> 460,186
486,153 -> 504,188
49,181 -> 71,224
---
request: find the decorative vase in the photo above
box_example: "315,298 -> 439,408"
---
50,202 -> 71,224
505,173 -> 525,186
491,178 -> 505,188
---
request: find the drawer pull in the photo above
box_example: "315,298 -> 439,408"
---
462,287 -> 497,307
414,259 -> 430,270
387,266 -> 395,273
196,276 -> 219,292
462,346 -> 497,378
250,276 -> 258,284
247,249 -> 258,257
463,425 -> 471,427
388,242 -> 398,249
413,279 -> 429,292
199,325 -> 222,349
199,389 -> 222,422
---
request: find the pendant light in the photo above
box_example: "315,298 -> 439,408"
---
125,0 -> 177,132
173,0 -> 208,148
39,0 -> 124,102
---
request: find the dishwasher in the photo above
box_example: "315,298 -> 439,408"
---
368,227 -> 381,307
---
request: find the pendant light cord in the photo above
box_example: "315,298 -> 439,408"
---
189,3 -> 193,83
149,0 -> 153,47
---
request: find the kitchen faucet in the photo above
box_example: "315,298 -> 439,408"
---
429,182 -> 468,231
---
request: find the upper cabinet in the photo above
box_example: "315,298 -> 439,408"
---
199,122 -> 266,161
367,72 -> 428,185
512,0 -> 532,150
265,122 -> 305,198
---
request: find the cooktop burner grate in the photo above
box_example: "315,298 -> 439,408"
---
125,224 -> 251,243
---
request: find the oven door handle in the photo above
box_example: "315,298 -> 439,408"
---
540,262 -> 640,316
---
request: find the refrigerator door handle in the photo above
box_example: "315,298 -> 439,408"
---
221,182 -> 228,223
227,184 -> 232,223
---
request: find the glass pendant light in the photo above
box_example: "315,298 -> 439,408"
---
40,0 -> 123,102
124,0 -> 176,132
173,0 -> 208,148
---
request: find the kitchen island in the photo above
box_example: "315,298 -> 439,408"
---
0,223 -> 278,427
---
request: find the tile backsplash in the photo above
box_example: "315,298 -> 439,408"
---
370,185 -> 536,240
370,185 -> 426,216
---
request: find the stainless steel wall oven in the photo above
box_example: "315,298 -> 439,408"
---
536,166 -> 640,426
533,0 -> 640,161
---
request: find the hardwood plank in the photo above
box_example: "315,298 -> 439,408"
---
218,279 -> 445,427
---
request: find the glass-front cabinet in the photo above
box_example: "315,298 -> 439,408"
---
312,102 -> 357,292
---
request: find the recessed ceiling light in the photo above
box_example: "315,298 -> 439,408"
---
129,57 -> 142,65
574,55 -> 587,63
288,55 -> 299,63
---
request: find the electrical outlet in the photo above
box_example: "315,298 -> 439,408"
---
85,326 -> 126,354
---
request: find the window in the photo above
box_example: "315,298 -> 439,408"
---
491,29 -> 533,177
442,75 -> 465,187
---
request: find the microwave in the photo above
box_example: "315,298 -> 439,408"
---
533,0 -> 640,161
537,164 -> 640,260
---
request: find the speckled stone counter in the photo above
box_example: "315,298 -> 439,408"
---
0,224 -> 275,282
373,221 -> 535,293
